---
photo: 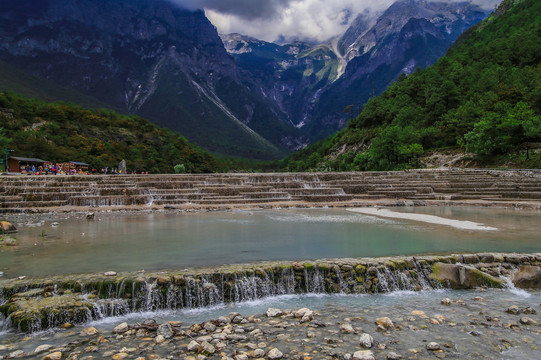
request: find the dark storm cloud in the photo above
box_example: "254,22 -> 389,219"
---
172,0 -> 296,20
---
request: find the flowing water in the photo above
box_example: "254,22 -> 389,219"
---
1,288 -> 540,359
1,206 -> 541,358
1,207 -> 540,278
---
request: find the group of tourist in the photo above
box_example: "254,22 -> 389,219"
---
20,164 -> 84,176
100,167 -> 149,175
18,164 -> 150,176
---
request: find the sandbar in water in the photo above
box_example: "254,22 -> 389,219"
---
348,207 -> 498,231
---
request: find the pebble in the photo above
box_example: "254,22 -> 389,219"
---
42,352 -> 62,360
111,353 -> 128,360
519,317 -> 537,325
340,323 -> 355,333
112,322 -> 129,334
154,334 -> 165,343
375,317 -> 394,329
426,342 -> 441,351
387,352 -> 402,360
267,308 -> 283,317
352,350 -> 375,360
157,323 -> 174,339
104,271 -> 117,276
80,327 -> 99,336
7,350 -> 25,358
441,298 -> 451,305
267,348 -> 284,359
33,344 -> 54,354
200,341 -> 215,354
411,310 -> 427,318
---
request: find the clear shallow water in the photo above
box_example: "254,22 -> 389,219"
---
1,207 -> 540,278
1,288 -> 540,359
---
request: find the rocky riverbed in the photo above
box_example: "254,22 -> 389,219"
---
1,288 -> 540,360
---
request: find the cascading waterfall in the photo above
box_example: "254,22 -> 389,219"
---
2,254 -> 522,333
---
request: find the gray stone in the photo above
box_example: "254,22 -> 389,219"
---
104,271 -> 117,277
462,255 -> 479,264
187,340 -> 200,352
254,349 -> 265,357
119,160 -> 127,174
426,342 -> 440,351
157,323 -> 174,339
203,322 -> 217,332
479,253 -> 495,263
359,333 -> 374,348
506,305 -> 520,315
512,266 -> 541,288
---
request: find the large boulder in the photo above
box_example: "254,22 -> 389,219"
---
430,263 -> 504,289
512,266 -> 541,288
0,221 -> 16,233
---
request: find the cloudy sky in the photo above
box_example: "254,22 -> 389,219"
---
172,0 -> 500,43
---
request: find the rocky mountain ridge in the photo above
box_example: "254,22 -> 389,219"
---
223,0 -> 490,140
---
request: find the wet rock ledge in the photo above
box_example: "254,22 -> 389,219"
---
1,253 -> 540,333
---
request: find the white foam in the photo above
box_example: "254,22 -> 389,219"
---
347,208 -> 498,231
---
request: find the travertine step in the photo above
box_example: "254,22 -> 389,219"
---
1,170 -> 540,209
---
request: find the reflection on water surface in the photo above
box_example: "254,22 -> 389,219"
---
1,207 -> 540,278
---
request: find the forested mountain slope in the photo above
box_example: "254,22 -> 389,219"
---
282,0 -> 541,171
0,92 -> 218,173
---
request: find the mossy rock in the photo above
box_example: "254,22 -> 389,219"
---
0,236 -> 17,246
254,268 -> 267,277
430,262 -> 504,289
303,262 -> 315,271
317,263 -> 332,271
354,265 -> 367,274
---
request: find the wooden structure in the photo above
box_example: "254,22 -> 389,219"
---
7,156 -> 46,173
57,161 -> 89,174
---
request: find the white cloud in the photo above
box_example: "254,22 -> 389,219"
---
206,0 -> 395,43
171,0 -> 501,43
